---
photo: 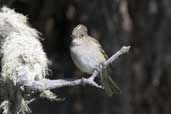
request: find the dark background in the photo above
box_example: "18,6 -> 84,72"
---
0,0 -> 171,114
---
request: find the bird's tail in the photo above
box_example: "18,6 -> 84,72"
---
100,70 -> 121,96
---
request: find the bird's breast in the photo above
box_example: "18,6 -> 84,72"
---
70,44 -> 106,74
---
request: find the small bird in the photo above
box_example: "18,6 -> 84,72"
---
70,24 -> 121,96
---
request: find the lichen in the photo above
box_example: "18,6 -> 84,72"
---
0,6 -> 49,114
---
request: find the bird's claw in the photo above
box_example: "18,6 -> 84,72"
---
96,63 -> 104,72
81,77 -> 86,87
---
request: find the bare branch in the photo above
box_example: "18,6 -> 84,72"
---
17,46 -> 131,93
104,46 -> 130,68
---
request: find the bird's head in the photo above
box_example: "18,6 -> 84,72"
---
71,24 -> 88,40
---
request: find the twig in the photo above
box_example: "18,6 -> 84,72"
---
17,46 -> 131,93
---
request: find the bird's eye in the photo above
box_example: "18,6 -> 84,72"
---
81,34 -> 84,37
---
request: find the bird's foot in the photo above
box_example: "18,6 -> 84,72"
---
81,77 -> 86,87
96,63 -> 104,72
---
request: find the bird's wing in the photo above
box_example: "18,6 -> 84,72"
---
89,36 -> 113,70
89,37 -> 109,60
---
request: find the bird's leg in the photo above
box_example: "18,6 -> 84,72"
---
81,77 -> 86,87
95,63 -> 104,75
81,73 -> 87,87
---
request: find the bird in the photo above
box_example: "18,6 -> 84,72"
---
70,24 -> 121,96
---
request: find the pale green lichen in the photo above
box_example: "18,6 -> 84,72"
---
0,6 -> 49,114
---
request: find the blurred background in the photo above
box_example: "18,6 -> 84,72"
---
0,0 -> 171,114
